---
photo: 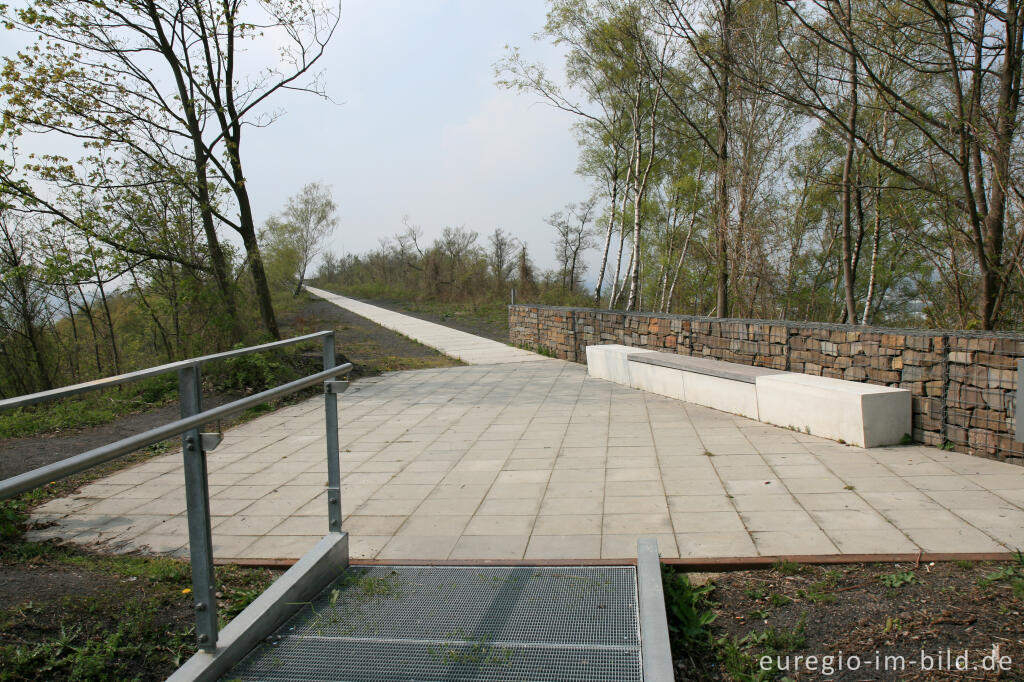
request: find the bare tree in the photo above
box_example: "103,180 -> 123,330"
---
487,228 -> 519,289
549,196 -> 599,292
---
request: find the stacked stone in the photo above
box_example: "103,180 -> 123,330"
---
946,336 -> 1023,463
508,304 -> 1023,465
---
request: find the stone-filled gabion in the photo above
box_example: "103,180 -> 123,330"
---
509,304 -> 1023,466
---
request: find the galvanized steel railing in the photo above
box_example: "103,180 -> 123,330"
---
0,331 -> 352,652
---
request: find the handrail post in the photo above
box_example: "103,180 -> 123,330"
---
179,363 -> 218,651
323,333 -> 343,533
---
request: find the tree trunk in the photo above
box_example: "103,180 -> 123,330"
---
839,0 -> 859,325
862,185 -> 882,325
228,144 -> 280,339
594,168 -> 619,307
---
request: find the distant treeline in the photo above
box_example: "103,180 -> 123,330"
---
313,222 -> 594,308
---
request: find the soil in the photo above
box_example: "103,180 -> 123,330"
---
674,560 -> 1024,681
0,544 -> 281,681
0,395 -> 239,482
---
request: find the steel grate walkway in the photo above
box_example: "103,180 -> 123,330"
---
224,565 -> 642,681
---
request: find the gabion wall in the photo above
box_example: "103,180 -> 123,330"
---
509,304 -> 1022,465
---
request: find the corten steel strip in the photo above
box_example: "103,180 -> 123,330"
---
0,330 -> 333,413
179,364 -> 218,651
322,333 -> 343,534
0,363 -> 353,500
222,551 -> 1021,570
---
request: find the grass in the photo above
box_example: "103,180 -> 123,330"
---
0,375 -> 179,440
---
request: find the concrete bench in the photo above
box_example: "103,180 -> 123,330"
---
628,353 -> 784,420
585,345 -> 911,448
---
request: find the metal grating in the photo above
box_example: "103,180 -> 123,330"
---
224,565 -> 642,682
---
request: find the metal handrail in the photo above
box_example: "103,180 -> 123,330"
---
0,362 -> 351,500
0,330 -> 333,412
0,330 -> 349,653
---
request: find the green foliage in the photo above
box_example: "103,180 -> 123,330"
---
0,375 -> 179,440
879,570 -> 918,589
771,560 -> 802,576
977,552 -> 1024,596
205,349 -> 301,394
662,566 -> 717,650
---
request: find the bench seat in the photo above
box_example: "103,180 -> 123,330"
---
628,353 -> 784,383
584,345 -> 911,448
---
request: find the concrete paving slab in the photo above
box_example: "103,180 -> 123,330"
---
24,299 -> 1024,561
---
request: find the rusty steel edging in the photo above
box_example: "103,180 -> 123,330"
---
216,551 -> 1019,570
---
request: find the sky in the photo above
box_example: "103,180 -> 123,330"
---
241,0 -> 592,271
1,0 -> 594,272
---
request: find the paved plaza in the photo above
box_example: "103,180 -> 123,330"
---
25,295 -> 1024,561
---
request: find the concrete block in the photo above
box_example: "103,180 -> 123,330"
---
682,372 -> 760,420
586,345 -> 655,385
755,374 -> 911,448
628,360 -> 686,401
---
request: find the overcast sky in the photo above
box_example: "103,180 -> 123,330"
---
244,0 -> 592,271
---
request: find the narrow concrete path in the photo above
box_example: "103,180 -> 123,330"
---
305,287 -> 543,365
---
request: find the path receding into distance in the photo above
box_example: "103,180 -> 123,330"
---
305,286 -> 543,365
26,292 -> 1024,562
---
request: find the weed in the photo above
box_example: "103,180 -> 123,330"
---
771,560 -> 802,576
978,566 -> 1018,589
797,587 -> 836,604
743,612 -> 808,653
900,433 -> 914,445
843,484 -> 855,490
336,569 -> 404,601
744,585 -> 767,600
954,559 -> 974,569
879,570 -> 918,589
704,450 -> 714,457
662,566 -> 716,650
716,635 -> 775,681
768,592 -> 792,607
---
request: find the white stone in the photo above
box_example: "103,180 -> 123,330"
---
755,374 -> 911,448
682,372 -> 760,420
585,345 -> 656,385
627,361 -> 686,401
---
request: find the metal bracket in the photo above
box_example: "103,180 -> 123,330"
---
327,485 -> 342,532
325,380 -> 349,395
200,432 -> 223,451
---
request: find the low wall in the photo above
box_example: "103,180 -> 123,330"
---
509,304 -> 1023,465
